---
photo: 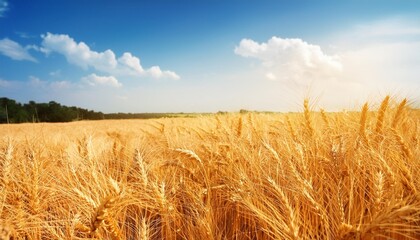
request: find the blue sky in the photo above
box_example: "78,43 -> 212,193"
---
1,0 -> 420,112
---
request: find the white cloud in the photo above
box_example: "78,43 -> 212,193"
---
26,44 -> 51,55
0,38 -> 37,62
330,18 -> 420,50
0,79 -> 11,87
115,52 -> 179,80
265,72 -> 277,81
28,76 -> 73,90
165,71 -> 181,80
29,76 -> 47,87
49,69 -> 61,77
81,74 -> 122,88
147,66 -> 181,80
235,20 -> 420,111
0,0 -> 8,17
41,33 -> 117,71
235,37 -> 342,86
117,52 -> 144,75
351,18 -> 420,38
41,33 -> 180,80
116,95 -> 128,101
15,31 -> 37,39
50,80 -> 71,89
338,42 -> 420,87
326,18 -> 420,101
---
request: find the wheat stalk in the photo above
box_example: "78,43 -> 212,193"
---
1,141 -> 13,188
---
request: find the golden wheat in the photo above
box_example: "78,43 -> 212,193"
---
0,97 -> 418,239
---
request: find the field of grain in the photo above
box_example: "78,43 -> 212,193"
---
0,97 -> 419,239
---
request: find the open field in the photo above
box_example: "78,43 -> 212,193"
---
0,97 -> 419,239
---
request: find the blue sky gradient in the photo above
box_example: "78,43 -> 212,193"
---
1,0 -> 420,112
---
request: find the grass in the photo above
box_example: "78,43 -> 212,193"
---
0,96 -> 419,239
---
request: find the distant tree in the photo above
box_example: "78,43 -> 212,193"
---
24,100 -> 39,122
0,97 -> 174,124
0,98 -> 29,123
1,98 -> 100,123
0,106 -> 7,123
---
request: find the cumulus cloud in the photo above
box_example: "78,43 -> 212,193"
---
234,19 -> 420,110
41,33 -> 180,80
0,38 -> 37,62
235,37 -> 342,86
148,66 -> 180,80
41,33 -> 117,71
0,0 -> 8,17
81,74 -> 122,88
26,44 -> 51,55
28,76 -> 73,90
117,52 -> 144,75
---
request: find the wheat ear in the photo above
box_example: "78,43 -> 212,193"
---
359,103 -> 369,145
286,116 -> 297,141
304,99 -> 314,137
267,177 -> 299,239
236,116 -> 243,137
375,95 -> 390,135
392,129 -> 413,159
373,171 -> 384,214
90,195 -> 119,238
0,222 -> 13,240
391,98 -> 407,129
320,108 -> 329,129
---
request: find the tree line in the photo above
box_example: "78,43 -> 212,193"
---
0,97 -> 196,124
0,98 -> 104,123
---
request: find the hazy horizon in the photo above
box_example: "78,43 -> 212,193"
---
1,1 -> 420,113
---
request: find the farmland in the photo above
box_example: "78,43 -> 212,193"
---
0,97 -> 419,239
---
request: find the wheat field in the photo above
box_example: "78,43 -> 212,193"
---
0,97 -> 419,239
